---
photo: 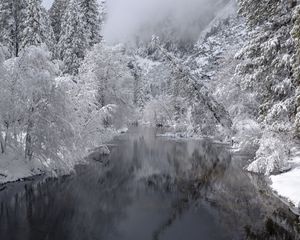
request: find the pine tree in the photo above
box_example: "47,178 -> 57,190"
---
41,7 -> 55,53
80,0 -> 101,48
49,0 -> 70,42
291,6 -> 300,135
99,0 -> 107,24
0,0 -> 26,56
58,0 -> 86,74
238,0 -> 280,27
237,0 -> 296,130
21,0 -> 53,50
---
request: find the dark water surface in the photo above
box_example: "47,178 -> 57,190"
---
0,128 -> 299,240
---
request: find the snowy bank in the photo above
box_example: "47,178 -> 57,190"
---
270,163 -> 300,209
0,126 -> 129,184
0,154 -> 43,184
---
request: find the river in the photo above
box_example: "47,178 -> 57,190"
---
0,128 -> 299,240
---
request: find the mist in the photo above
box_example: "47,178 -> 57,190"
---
103,0 -> 224,46
42,0 -> 54,9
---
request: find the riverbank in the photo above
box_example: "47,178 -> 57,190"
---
270,154 -> 300,213
0,128 -> 128,185
0,127 -> 299,240
0,153 -> 44,184
1,126 -> 299,222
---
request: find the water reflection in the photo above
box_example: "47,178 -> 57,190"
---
0,128 -> 299,240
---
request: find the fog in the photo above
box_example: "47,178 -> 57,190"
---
42,0 -> 54,9
103,0 -> 225,46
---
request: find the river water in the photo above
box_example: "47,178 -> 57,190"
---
0,128 -> 299,240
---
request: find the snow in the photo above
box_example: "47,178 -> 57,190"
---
270,152 -> 300,208
2,0 -> 300,219
292,155 -> 300,165
42,0 -> 54,10
271,167 -> 300,208
0,153 -> 43,184
118,127 -> 129,134
135,56 -> 161,74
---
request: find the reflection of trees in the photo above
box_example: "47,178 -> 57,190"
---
0,129 -> 299,240
0,157 -> 134,240
147,140 -> 231,239
143,140 -> 300,240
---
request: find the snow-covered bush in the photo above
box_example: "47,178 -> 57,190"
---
58,76 -> 122,155
74,103 -> 119,151
142,95 -> 174,126
232,118 -> 261,153
247,131 -> 291,175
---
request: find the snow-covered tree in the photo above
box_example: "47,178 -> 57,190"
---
291,6 -> 300,135
158,39 -> 232,133
0,0 -> 26,56
49,0 -> 70,42
99,0 -> 107,25
21,0 -> 54,51
79,44 -> 134,109
237,1 -> 297,128
127,59 -> 144,107
239,0 -> 297,27
41,7 -> 55,53
52,45 -> 135,152
58,0 -> 86,74
0,45 -> 73,166
236,0 -> 300,173
80,0 -> 101,47
0,45 -> 11,153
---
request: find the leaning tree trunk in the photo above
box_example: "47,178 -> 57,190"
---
155,41 -> 232,129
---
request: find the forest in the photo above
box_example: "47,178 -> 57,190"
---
0,0 -> 300,239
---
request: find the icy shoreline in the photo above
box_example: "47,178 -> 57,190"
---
270,163 -> 300,213
0,127 -> 129,185
270,179 -> 300,216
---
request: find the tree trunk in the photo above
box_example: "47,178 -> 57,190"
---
0,141 -> 4,154
0,123 -> 9,154
25,120 -> 34,160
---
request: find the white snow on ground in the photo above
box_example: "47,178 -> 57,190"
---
0,153 -> 43,184
271,167 -> 300,208
270,153 -> 300,208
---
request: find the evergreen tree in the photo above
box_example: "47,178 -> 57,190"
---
58,0 -> 86,74
291,6 -> 300,135
237,0 -> 297,132
49,0 -> 70,42
41,7 -> 55,53
80,0 -> 101,48
99,0 -> 107,24
0,0 -> 26,57
21,0 -> 54,50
